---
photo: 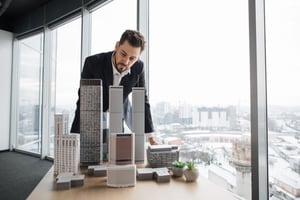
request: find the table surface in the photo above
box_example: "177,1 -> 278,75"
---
27,164 -> 239,200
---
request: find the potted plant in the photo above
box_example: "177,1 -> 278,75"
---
171,161 -> 186,177
183,161 -> 199,182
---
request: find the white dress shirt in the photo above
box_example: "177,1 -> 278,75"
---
111,53 -> 130,86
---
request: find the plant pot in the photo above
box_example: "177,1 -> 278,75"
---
171,167 -> 184,177
183,168 -> 199,182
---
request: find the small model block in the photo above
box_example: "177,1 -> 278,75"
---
153,168 -> 171,182
136,168 -> 155,180
136,167 -> 170,182
55,172 -> 85,190
147,145 -> 179,168
88,165 -> 107,177
56,179 -> 71,190
107,164 -> 136,187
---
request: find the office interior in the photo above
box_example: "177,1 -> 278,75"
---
0,0 -> 300,200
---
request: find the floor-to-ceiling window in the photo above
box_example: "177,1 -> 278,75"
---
16,33 -> 44,154
265,0 -> 300,199
90,0 -> 137,54
49,17 -> 82,156
149,0 -> 251,199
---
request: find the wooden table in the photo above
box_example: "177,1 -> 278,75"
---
27,166 -> 238,200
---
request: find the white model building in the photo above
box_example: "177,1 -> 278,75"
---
54,113 -> 80,175
107,164 -> 136,187
108,86 -> 123,133
108,86 -> 146,163
106,86 -> 139,187
80,79 -> 103,166
132,87 -> 145,162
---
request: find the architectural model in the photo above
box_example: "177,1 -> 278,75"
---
108,86 -> 146,163
87,164 -> 137,187
80,79 -> 103,166
54,113 -> 80,175
55,172 -> 85,190
136,167 -> 170,182
109,86 -> 123,133
86,86 -> 149,188
132,87 -> 145,162
102,112 -> 109,160
88,165 -> 107,177
147,144 -> 179,168
109,132 -> 135,165
107,164 -> 136,187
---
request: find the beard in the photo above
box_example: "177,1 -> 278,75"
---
116,64 -> 127,72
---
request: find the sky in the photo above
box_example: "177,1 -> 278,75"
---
148,0 -> 300,107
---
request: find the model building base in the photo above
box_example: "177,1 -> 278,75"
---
88,165 -> 107,177
55,172 -> 85,190
107,164 -> 136,187
136,167 -> 171,182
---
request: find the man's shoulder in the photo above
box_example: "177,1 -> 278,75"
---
131,59 -> 144,73
86,51 -> 113,61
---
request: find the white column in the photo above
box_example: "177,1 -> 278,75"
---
0,30 -> 12,150
109,86 -> 123,133
132,87 -> 145,162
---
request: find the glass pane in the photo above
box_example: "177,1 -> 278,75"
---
17,33 -> 43,154
49,18 -> 82,156
265,0 -> 300,199
91,0 -> 137,54
149,0 -> 251,199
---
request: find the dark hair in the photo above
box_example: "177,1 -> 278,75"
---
119,30 -> 146,52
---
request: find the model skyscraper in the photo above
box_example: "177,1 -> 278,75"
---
54,113 -> 80,175
108,86 -> 123,133
80,79 -> 103,166
107,86 -> 137,187
132,87 -> 145,162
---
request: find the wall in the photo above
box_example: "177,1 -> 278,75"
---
0,29 -> 12,150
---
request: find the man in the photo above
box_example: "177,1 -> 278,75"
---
71,29 -> 157,145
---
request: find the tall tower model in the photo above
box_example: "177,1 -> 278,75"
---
107,86 -> 136,187
109,86 -> 123,133
132,87 -> 145,162
80,79 -> 103,166
54,113 -> 80,175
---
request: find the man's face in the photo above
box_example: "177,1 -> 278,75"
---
114,40 -> 141,73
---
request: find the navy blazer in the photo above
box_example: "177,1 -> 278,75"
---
71,51 -> 154,133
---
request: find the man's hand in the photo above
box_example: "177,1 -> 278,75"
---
148,136 -> 158,145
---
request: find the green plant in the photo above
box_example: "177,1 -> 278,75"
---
172,161 -> 186,168
186,161 -> 196,171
